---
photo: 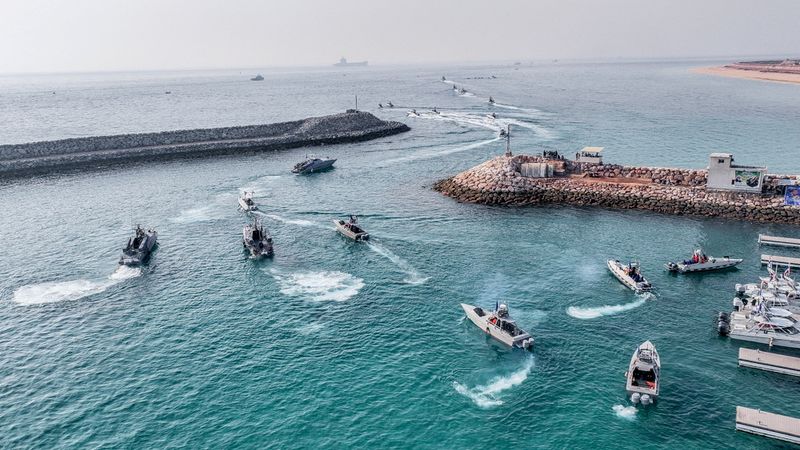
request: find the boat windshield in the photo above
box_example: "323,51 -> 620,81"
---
638,349 -> 655,363
499,319 -> 523,336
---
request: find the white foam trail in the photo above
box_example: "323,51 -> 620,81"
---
566,297 -> 647,319
613,404 -> 638,420
12,266 -> 142,305
453,358 -> 534,408
295,322 -> 325,336
382,137 -> 499,165
170,205 -> 223,224
258,213 -> 321,228
272,270 -> 364,302
410,110 -> 554,139
366,242 -> 429,285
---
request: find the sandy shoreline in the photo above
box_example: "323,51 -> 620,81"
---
693,66 -> 800,84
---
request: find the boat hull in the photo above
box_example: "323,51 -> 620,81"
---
333,219 -> 369,241
666,257 -> 743,273
292,159 -> 336,174
607,260 -> 651,293
238,198 -> 257,212
460,303 -> 533,350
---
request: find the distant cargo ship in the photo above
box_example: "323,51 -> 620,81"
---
334,57 -> 368,67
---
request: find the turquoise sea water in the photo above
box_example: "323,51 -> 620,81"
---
1,61 -> 799,449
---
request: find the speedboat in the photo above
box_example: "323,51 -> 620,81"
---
488,96 -> 495,104
607,259 -> 652,293
250,74 -> 264,81
333,215 -> 369,241
665,249 -> 741,273
460,303 -> 534,350
292,157 -> 336,174
242,219 -> 273,258
458,88 -> 468,95
625,341 -> 660,405
407,109 -> 419,117
238,191 -> 258,212
387,101 -> 394,108
119,225 -> 158,266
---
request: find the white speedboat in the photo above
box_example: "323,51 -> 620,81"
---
238,191 -> 258,212
607,259 -> 652,293
460,303 -> 534,350
333,215 -> 369,241
625,341 -> 660,405
665,250 -> 742,273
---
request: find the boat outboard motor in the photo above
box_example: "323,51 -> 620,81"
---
717,311 -> 731,336
630,392 -> 641,404
732,297 -> 744,312
640,394 -> 652,406
734,284 -> 745,295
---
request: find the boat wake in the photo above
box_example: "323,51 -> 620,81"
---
257,212 -> 323,229
271,270 -> 364,302
382,137 -> 499,166
453,357 -> 534,408
366,242 -> 429,285
612,404 -> 638,420
410,110 -> 553,139
566,295 -> 648,320
12,266 -> 142,306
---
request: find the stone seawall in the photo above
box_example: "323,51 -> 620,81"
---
0,111 -> 410,176
434,156 -> 800,225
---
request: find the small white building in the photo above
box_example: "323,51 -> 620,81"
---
706,153 -> 766,193
576,146 -> 603,164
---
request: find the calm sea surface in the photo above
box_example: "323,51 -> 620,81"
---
1,61 -> 799,449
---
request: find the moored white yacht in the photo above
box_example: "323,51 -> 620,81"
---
461,303 -> 534,350
726,307 -> 800,349
607,259 -> 652,293
624,340 -> 660,405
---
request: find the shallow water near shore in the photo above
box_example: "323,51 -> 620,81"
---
1,60 -> 800,448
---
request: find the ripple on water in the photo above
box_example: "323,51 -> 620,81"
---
612,404 -> 637,420
566,293 -> 652,319
271,270 -> 364,302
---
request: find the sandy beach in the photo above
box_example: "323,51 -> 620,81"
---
693,66 -> 800,84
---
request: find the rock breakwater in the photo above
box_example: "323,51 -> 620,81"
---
0,111 -> 409,176
435,156 -> 800,224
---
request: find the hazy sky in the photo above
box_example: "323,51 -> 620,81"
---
1,0 -> 798,73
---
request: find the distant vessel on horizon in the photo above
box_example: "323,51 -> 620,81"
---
334,57 -> 367,67
250,74 -> 264,81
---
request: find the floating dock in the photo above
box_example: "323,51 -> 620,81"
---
760,254 -> 800,267
758,234 -> 800,248
738,348 -> 800,377
736,406 -> 800,445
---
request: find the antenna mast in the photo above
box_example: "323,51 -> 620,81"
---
504,124 -> 512,157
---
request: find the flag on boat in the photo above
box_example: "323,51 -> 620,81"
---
784,265 -> 792,278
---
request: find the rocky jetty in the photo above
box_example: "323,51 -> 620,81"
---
0,111 -> 409,176
435,155 -> 800,224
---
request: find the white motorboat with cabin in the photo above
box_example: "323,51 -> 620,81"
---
242,219 -> 273,258
665,249 -> 742,273
333,215 -> 369,241
460,303 -> 534,350
607,259 -> 652,293
624,341 -> 660,405
724,306 -> 800,349
238,191 -> 258,212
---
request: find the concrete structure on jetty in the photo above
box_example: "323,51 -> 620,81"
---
434,151 -> 800,225
0,111 -> 409,177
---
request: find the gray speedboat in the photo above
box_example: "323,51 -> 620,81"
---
119,225 -> 158,266
243,219 -> 274,258
292,157 -> 336,174
334,215 -> 369,241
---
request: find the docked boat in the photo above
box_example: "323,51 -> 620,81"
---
238,191 -> 258,212
607,259 -> 652,293
333,215 -> 369,241
291,157 -> 336,174
624,341 -> 660,405
250,74 -> 264,81
725,308 -> 800,349
119,225 -> 158,266
460,303 -> 534,350
242,219 -> 273,258
665,250 -> 742,273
